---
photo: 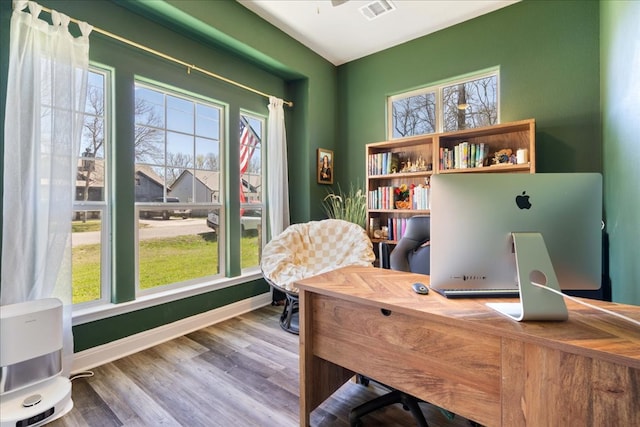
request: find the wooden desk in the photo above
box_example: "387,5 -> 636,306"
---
296,266 -> 640,427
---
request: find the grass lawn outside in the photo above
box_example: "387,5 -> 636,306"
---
72,231 -> 260,304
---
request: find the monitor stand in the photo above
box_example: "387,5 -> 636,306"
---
486,232 -> 568,321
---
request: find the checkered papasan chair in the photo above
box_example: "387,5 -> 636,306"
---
261,219 -> 376,334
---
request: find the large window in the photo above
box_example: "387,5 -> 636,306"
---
388,69 -> 499,139
134,81 -> 224,294
72,67 -> 111,306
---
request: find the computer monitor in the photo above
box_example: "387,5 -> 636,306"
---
429,173 -> 602,321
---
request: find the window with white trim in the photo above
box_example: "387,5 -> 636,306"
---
134,81 -> 224,294
239,112 -> 265,272
72,67 -> 111,306
388,69 -> 499,139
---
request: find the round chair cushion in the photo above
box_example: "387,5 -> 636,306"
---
261,219 -> 375,293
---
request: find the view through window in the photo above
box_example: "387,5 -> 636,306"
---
239,113 -> 265,271
72,68 -> 110,305
134,82 -> 224,294
389,69 -> 499,138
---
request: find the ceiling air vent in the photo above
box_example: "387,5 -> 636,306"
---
359,0 -> 396,21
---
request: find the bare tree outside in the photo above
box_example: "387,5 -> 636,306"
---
79,83 -> 104,203
78,76 -> 167,205
166,152 -> 192,185
134,96 -> 164,164
391,92 -> 436,138
389,71 -> 498,138
443,75 -> 498,132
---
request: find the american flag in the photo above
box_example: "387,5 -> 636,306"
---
239,118 -> 260,204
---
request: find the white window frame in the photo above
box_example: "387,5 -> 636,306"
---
133,78 -> 227,296
239,110 -> 266,274
72,65 -> 112,310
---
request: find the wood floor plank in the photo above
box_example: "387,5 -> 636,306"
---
50,305 -> 474,427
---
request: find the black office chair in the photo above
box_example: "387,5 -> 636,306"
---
350,216 -> 433,427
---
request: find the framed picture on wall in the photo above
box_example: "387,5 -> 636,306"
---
317,148 -> 334,184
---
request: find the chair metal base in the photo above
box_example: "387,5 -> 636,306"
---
279,293 -> 299,335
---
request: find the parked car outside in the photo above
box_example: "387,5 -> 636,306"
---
142,197 -> 191,220
206,209 -> 261,235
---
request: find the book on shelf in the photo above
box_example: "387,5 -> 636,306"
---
411,185 -> 430,210
369,186 -> 401,209
368,152 -> 401,175
386,217 -> 408,241
369,184 -> 430,210
440,142 -> 487,170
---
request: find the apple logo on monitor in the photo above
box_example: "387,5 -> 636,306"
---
515,191 -> 531,209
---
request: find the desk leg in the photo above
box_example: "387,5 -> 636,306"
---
299,289 -> 355,427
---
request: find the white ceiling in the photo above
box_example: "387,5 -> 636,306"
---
238,0 -> 519,65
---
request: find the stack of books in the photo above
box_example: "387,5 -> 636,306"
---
440,142 -> 487,170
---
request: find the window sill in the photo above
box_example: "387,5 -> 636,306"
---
72,271 -> 265,326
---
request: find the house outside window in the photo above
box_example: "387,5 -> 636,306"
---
134,81 -> 224,294
72,67 -> 111,306
388,68 -> 499,139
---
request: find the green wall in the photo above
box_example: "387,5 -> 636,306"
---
338,0 -> 638,305
601,0 -> 640,305
119,0 -> 341,223
338,0 -> 601,181
0,0 -> 338,351
1,0 -> 637,353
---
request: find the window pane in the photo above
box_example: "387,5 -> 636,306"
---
167,95 -> 194,134
388,69 -> 499,138
135,86 -> 165,127
73,68 -> 109,307
135,82 -> 225,292
443,75 -> 498,132
190,170 -> 220,203
72,210 -> 102,304
196,104 -> 219,136
135,165 -> 166,202
166,131 -> 193,167
77,127 -> 105,202
391,92 -> 436,138
79,73 -> 105,203
240,113 -> 264,271
240,207 -> 262,270
240,118 -> 262,203
138,209 -> 220,290
195,137 -> 219,170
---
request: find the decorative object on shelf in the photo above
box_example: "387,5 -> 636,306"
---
493,148 -> 513,165
516,148 -> 529,164
317,148 -> 334,184
394,183 -> 414,209
322,182 -> 367,228
395,200 -> 411,209
400,155 -> 431,173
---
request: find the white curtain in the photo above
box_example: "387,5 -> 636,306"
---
1,0 -> 91,376
267,96 -> 290,237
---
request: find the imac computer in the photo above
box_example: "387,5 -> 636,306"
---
429,173 -> 602,321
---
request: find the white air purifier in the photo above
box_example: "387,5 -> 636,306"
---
0,298 -> 73,427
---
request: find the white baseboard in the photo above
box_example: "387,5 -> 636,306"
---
71,292 -> 272,374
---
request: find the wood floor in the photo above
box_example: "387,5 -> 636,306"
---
50,305 -> 474,427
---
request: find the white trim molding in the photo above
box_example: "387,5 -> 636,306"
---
71,292 -> 272,374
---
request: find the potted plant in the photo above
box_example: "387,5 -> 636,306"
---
322,182 -> 367,228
